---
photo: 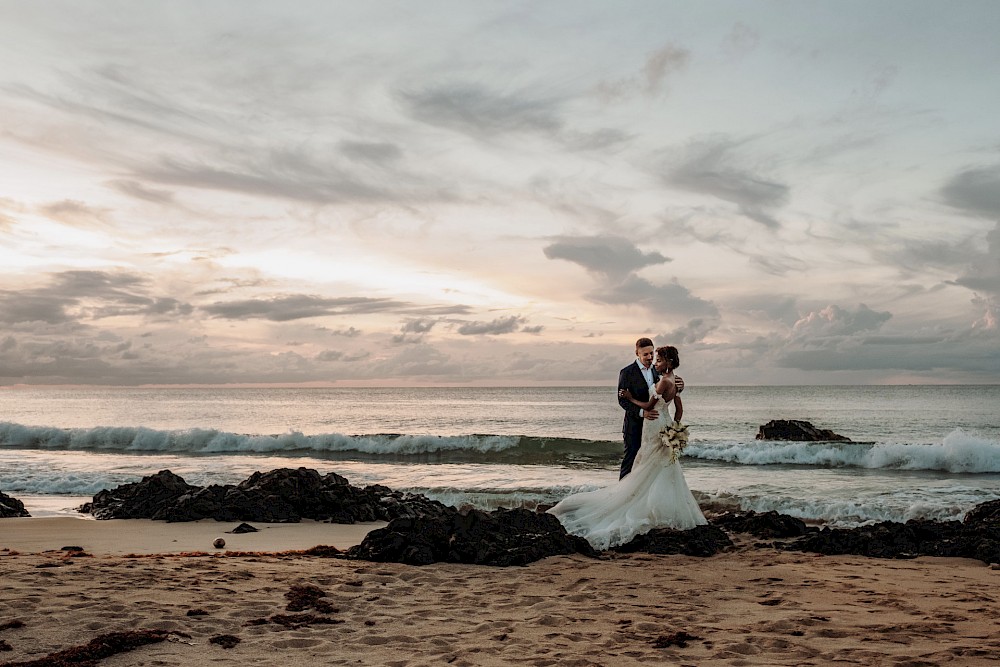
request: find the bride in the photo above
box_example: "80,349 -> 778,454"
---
548,345 -> 707,550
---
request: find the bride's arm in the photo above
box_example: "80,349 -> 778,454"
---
618,388 -> 657,411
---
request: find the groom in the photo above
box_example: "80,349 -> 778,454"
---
617,337 -> 682,479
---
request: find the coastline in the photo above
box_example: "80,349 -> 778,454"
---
0,531 -> 997,665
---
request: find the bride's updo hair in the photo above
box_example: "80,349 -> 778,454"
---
656,345 -> 680,369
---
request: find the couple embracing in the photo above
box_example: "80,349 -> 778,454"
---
549,338 -> 706,550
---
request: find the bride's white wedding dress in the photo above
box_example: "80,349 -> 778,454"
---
548,396 -> 707,550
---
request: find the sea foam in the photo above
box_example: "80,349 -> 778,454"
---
685,428 -> 1000,473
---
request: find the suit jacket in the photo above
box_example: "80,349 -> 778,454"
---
617,361 -> 659,437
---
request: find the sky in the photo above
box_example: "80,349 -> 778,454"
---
1,1 -> 999,387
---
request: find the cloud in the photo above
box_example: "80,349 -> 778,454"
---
401,83 -> 563,138
668,137 -> 789,229
791,304 -> 892,337
318,326 -> 362,337
0,270 -> 193,325
658,318 -> 720,345
953,221 -> 1000,295
586,274 -> 719,320
315,350 -> 343,362
106,179 -> 176,204
38,199 -> 113,229
543,235 -> 670,280
942,164 -> 1000,219
543,235 -> 716,319
595,44 -> 690,102
456,315 -> 526,335
391,317 -> 439,344
339,140 -> 403,163
202,295 -> 408,321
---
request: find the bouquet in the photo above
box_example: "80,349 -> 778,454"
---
658,420 -> 689,463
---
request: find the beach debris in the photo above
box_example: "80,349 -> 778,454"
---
247,614 -> 344,630
60,546 -> 85,552
213,538 -> 226,549
228,522 -> 259,534
208,634 -> 241,649
285,584 -> 337,613
652,630 -> 699,648
614,524 -> 733,557
185,609 -> 209,617
0,629 -> 170,666
755,419 -> 851,442
0,491 -> 29,518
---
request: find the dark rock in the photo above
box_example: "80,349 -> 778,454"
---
229,523 -> 259,534
78,470 -> 196,520
783,515 -> 1000,564
712,510 -> 811,538
756,419 -> 851,442
346,507 -> 599,566
614,524 -> 733,557
81,467 -> 453,524
209,634 -> 241,649
0,490 -> 30,518
964,499 -> 1000,527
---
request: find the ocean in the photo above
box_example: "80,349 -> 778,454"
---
2,385 -> 999,527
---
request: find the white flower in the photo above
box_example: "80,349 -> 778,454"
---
658,420 -> 689,463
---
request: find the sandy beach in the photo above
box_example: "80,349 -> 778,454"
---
1,519 -> 998,666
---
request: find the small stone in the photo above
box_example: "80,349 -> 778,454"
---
990,563 -> 1000,570
213,538 -> 226,549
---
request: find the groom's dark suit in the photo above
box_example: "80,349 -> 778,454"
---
617,360 -> 659,479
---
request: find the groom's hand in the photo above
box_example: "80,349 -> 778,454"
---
644,409 -> 659,420
675,376 -> 684,393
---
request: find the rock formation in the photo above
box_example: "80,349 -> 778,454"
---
756,419 -> 851,441
0,490 -> 30,518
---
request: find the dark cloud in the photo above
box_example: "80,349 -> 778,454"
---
107,179 -> 176,204
668,138 -> 788,229
0,270 -> 192,325
953,221 -> 1000,295
202,295 -> 408,321
942,164 -> 1000,219
544,235 -> 669,280
521,325 -> 544,334
457,315 -> 526,335
658,318 -> 720,345
399,318 -> 438,334
401,83 -> 563,137
315,350 -> 343,362
391,318 -> 438,344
